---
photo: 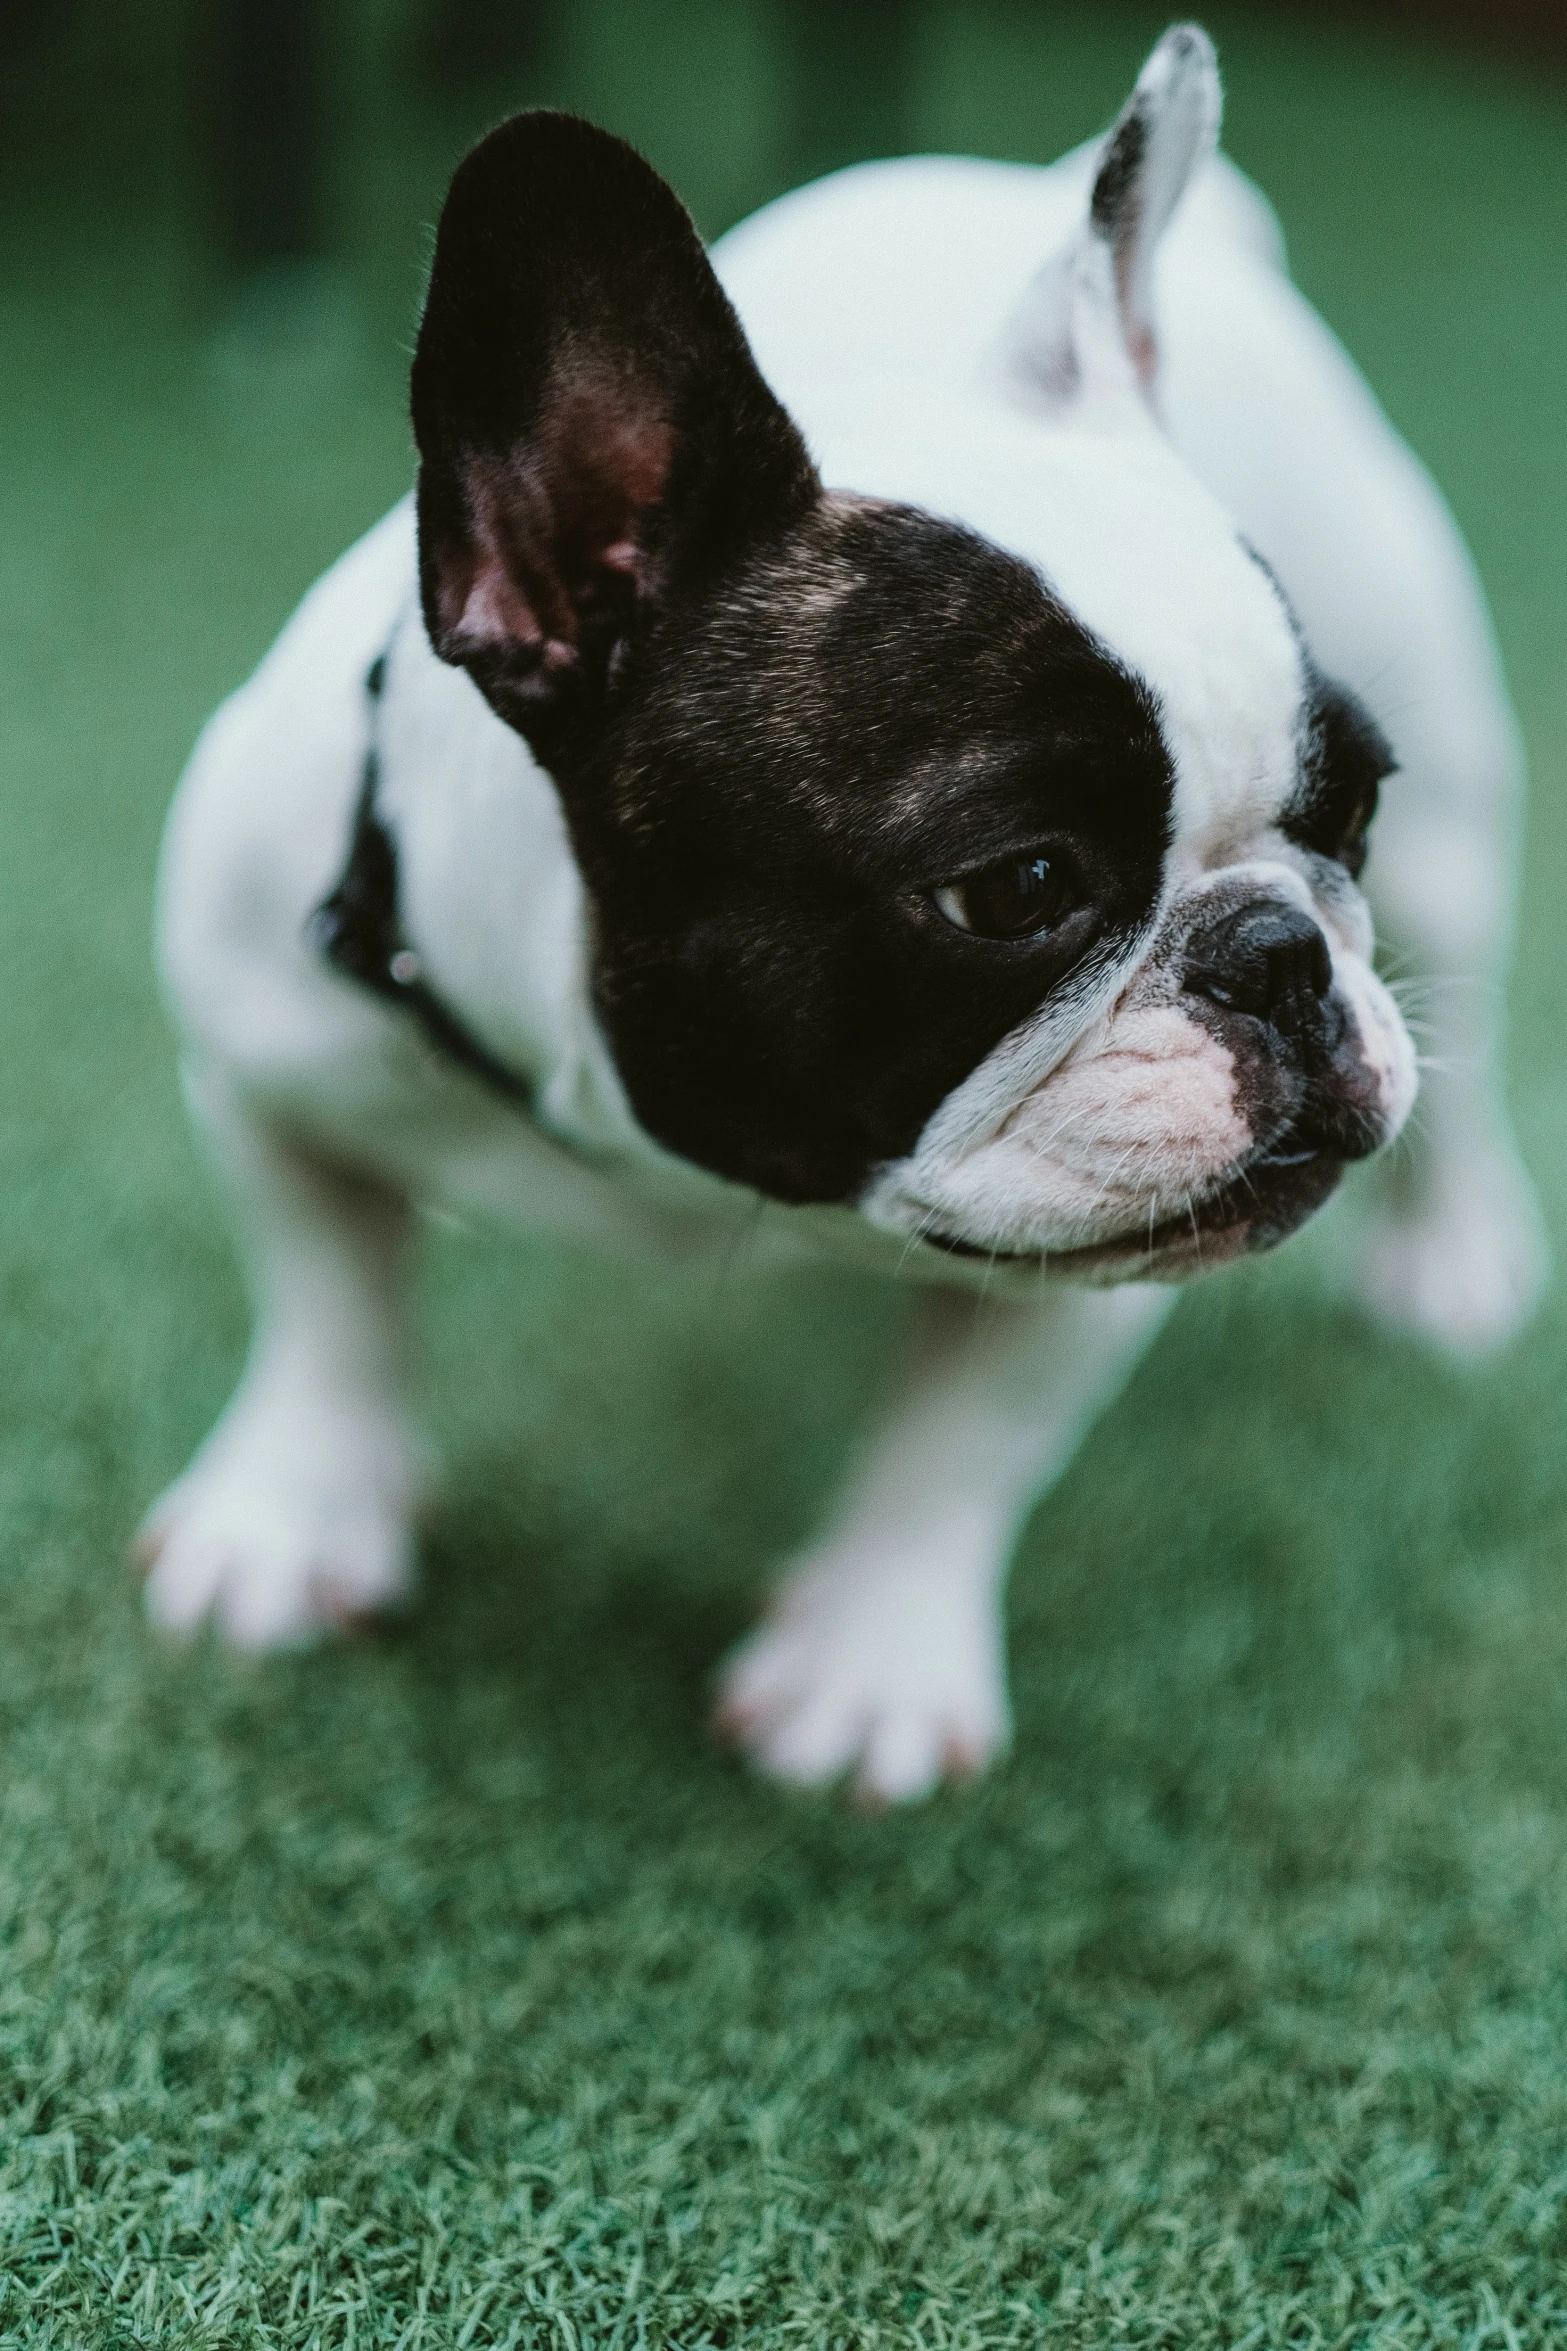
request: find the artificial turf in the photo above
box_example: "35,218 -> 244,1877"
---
3,3 -> 1567,2342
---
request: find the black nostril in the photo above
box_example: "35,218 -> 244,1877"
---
1185,901 -> 1333,1024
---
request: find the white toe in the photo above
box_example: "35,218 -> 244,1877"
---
858,1710 -> 945,1806
717,1558 -> 1010,1804
138,1418 -> 417,1652
755,1681 -> 870,1785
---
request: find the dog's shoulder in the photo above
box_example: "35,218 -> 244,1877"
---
159,502 -> 419,983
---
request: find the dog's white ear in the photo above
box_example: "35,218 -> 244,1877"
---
1007,23 -> 1221,415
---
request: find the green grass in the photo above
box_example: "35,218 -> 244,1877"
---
3,3 -> 1567,2341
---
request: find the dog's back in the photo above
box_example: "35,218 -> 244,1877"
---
713,144 -> 1284,404
716,147 -> 1512,802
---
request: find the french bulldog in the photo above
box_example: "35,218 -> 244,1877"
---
143,25 -> 1544,1800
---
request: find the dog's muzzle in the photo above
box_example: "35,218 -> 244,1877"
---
921,887 -> 1400,1279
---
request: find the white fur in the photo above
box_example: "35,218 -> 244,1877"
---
145,31 -> 1543,1793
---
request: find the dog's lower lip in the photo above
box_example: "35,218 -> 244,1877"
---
921,1136 -> 1338,1267
1249,1144 -> 1318,1169
921,1230 -> 1040,1264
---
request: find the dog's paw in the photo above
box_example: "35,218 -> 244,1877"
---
1357,1144 -> 1548,1359
715,1558 -> 1009,1805
135,1420 -> 417,1651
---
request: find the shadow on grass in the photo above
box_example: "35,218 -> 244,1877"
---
246,1244 -> 1567,1902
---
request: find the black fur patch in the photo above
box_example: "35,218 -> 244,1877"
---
575,498 -> 1173,1201
1091,104 -> 1147,241
1283,668 -> 1395,880
1238,541 -> 1395,881
412,111 -> 1175,1205
311,655 -> 535,1110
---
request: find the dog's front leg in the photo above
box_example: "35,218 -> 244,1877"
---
137,1069 -> 420,1648
717,1280 -> 1172,1803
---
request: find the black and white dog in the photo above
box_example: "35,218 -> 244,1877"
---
144,27 -> 1543,1799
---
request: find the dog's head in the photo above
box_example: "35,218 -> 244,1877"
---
410,23 -> 1415,1280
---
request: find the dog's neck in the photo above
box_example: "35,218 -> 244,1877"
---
363,539 -> 733,1201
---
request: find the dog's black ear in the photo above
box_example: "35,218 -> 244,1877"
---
411,112 -> 818,748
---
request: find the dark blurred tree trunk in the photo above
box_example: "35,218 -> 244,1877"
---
419,0 -> 553,85
780,0 -> 919,182
0,0 -> 71,72
1256,0 -> 1565,59
208,0 -> 326,272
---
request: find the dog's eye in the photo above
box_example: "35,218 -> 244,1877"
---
1289,678 -> 1392,880
933,850 -> 1079,941
1334,782 -> 1378,879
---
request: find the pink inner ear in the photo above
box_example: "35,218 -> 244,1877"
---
543,387 -> 674,598
1109,225 -> 1159,396
450,556 -> 546,651
439,384 -> 676,671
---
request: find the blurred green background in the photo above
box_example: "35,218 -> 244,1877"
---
3,4 -> 1567,2343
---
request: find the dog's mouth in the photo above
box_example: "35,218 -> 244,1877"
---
920,1131 -> 1344,1278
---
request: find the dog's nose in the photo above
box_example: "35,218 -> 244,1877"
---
1184,900 -> 1333,1025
